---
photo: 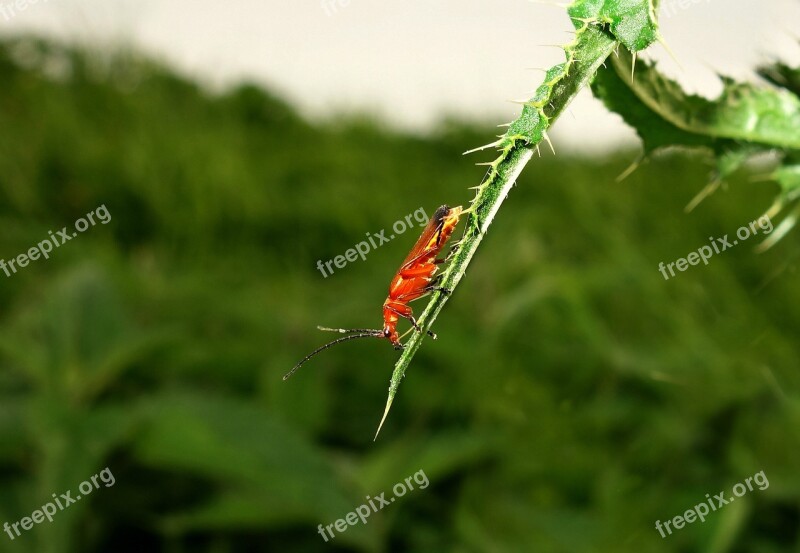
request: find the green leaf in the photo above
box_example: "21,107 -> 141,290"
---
625,51 -> 799,149
593,50 -> 800,238
592,54 -> 715,153
567,0 -> 659,52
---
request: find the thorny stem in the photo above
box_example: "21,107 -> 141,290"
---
375,24 -> 621,439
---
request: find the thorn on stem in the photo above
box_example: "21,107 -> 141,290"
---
374,396 -> 394,441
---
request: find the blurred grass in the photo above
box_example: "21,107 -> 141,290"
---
0,37 -> 798,552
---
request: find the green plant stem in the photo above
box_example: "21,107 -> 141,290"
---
375,24 -> 621,439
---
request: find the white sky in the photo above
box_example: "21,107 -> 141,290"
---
1,0 -> 798,152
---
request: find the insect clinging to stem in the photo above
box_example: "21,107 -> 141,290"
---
283,204 -> 466,381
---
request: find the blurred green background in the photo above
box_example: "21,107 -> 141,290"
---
0,38 -> 798,553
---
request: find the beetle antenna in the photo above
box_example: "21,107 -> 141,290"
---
283,331 -> 383,380
317,326 -> 382,334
